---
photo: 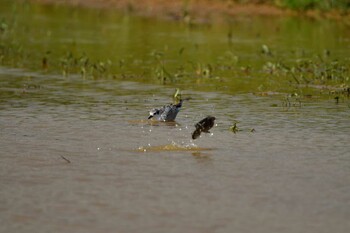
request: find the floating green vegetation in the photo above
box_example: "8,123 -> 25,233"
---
229,122 -> 255,133
0,42 -> 27,67
58,52 -> 113,79
0,3 -> 349,100
260,55 -> 349,98
290,59 -> 349,85
195,63 -> 213,78
2,42 -> 348,100
229,122 -> 240,134
151,51 -> 173,84
261,44 -> 273,56
1,30 -> 349,99
282,92 -> 302,109
0,18 -> 8,33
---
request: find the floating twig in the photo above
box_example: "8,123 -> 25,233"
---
60,155 -> 71,163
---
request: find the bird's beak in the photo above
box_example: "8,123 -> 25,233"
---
148,115 -> 153,119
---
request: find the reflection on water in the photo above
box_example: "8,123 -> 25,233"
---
0,0 -> 350,233
0,0 -> 349,95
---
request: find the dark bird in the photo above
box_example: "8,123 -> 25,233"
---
148,99 -> 183,121
192,116 -> 216,140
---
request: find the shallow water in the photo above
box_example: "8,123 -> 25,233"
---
1,1 -> 350,233
1,67 -> 350,233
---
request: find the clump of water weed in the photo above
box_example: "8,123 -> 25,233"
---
195,63 -> 212,78
0,18 -> 8,33
229,121 -> 255,134
151,50 -> 174,84
282,92 -> 302,109
261,44 -> 273,56
59,52 -> 113,79
229,122 -> 240,133
260,50 -> 349,98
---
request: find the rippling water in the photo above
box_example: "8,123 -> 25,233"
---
1,67 -> 349,233
1,0 -> 350,232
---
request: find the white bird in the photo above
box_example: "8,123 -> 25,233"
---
148,99 -> 183,121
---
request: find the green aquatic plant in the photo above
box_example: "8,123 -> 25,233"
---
78,54 -> 89,78
60,52 -> 74,77
287,58 -> 350,92
173,88 -> 182,104
216,51 -> 239,71
229,122 -> 241,134
0,3 -> 349,101
154,62 -> 173,84
256,51 -> 350,99
91,60 -> 112,79
262,61 -> 289,75
42,51 -> 50,71
195,63 -> 213,78
282,92 -> 302,109
261,44 -> 272,56
150,49 -> 174,84
178,47 -> 185,56
58,51 -> 113,79
0,18 -> 8,33
0,42 -> 26,67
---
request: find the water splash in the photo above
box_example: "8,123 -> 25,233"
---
135,141 -> 212,153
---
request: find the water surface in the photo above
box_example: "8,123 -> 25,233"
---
0,1 -> 350,233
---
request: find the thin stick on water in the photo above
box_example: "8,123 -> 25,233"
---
60,155 -> 71,163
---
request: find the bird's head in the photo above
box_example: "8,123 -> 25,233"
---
148,109 -> 159,119
207,116 -> 216,122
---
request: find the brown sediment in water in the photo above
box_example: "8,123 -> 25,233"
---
128,119 -> 180,127
29,0 -> 350,22
135,143 -> 213,152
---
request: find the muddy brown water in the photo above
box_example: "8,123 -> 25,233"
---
1,67 -> 349,233
1,1 -> 350,233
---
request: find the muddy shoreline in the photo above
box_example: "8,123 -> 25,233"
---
30,0 -> 349,23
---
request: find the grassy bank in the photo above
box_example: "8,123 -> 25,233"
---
235,0 -> 349,10
30,0 -> 350,23
272,0 -> 349,10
